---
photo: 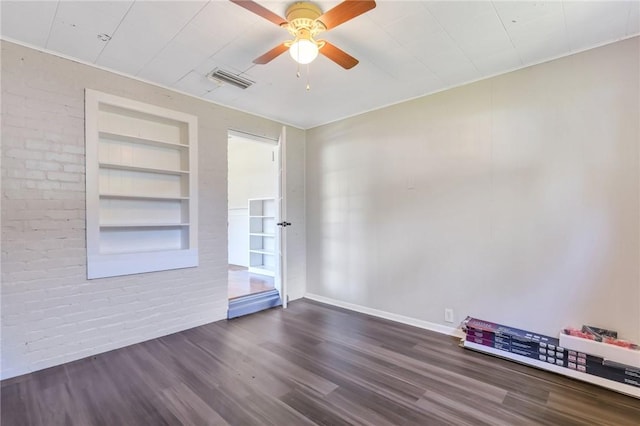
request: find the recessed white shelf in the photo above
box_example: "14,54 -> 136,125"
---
99,131 -> 189,150
249,232 -> 275,237
86,89 -> 198,279
100,223 -> 190,228
99,162 -> 189,176
99,193 -> 189,201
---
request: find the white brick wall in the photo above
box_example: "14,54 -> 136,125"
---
1,41 -> 306,379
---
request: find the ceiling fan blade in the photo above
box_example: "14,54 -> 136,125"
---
230,0 -> 287,26
317,0 -> 376,30
253,43 -> 289,64
319,41 -> 359,69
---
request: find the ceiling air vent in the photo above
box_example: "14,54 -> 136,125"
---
207,68 -> 254,90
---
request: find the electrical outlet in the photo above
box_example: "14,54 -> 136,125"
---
444,308 -> 454,323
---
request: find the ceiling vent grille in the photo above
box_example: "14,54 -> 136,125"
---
207,68 -> 254,90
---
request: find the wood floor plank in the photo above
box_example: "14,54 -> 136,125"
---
237,391 -> 318,426
189,326 -> 294,399
3,299 -> 640,425
220,322 -> 339,396
546,388 -> 640,426
1,382 -> 34,426
416,388 -> 524,426
326,383 -> 452,425
280,387 -> 357,426
159,382 -> 229,426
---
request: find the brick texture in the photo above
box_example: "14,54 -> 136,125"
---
1,41 -> 306,379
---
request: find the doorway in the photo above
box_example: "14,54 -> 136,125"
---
227,129 -> 285,318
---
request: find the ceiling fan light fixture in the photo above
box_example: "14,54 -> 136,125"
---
289,38 -> 319,64
231,0 -> 376,70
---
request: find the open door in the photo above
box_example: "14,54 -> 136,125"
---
227,129 -> 283,319
274,127 -> 288,308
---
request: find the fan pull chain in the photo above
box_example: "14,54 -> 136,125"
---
296,61 -> 300,78
306,63 -> 311,91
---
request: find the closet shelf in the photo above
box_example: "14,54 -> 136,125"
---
249,249 -> 275,255
248,198 -> 277,277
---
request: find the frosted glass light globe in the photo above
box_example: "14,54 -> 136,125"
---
289,39 -> 319,64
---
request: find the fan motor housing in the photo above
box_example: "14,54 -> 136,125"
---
285,2 -> 326,35
286,2 -> 322,21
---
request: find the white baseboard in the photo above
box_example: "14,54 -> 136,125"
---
304,293 -> 464,338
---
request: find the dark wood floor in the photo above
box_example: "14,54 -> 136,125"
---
2,299 -> 639,425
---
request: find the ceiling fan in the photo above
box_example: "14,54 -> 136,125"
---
230,0 -> 376,69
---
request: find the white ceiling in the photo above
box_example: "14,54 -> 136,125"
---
2,1 -> 639,129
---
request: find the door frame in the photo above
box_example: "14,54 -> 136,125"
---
227,128 -> 287,309
276,127 -> 287,308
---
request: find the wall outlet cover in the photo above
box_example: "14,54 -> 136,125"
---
444,308 -> 454,323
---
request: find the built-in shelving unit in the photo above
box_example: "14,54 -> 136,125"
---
248,198 -> 276,277
85,89 -> 198,279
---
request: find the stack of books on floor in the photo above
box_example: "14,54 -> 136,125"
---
461,317 -> 640,393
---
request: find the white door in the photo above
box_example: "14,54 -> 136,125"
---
274,127 -> 288,308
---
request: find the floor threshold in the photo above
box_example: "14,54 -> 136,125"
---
227,288 -> 282,319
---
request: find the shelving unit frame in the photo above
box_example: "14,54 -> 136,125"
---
85,89 -> 198,279
248,198 -> 276,277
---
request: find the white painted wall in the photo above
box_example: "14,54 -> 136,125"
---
306,37 -> 640,341
228,209 -> 250,267
227,136 -> 276,266
0,40 -> 306,379
228,136 -> 277,209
